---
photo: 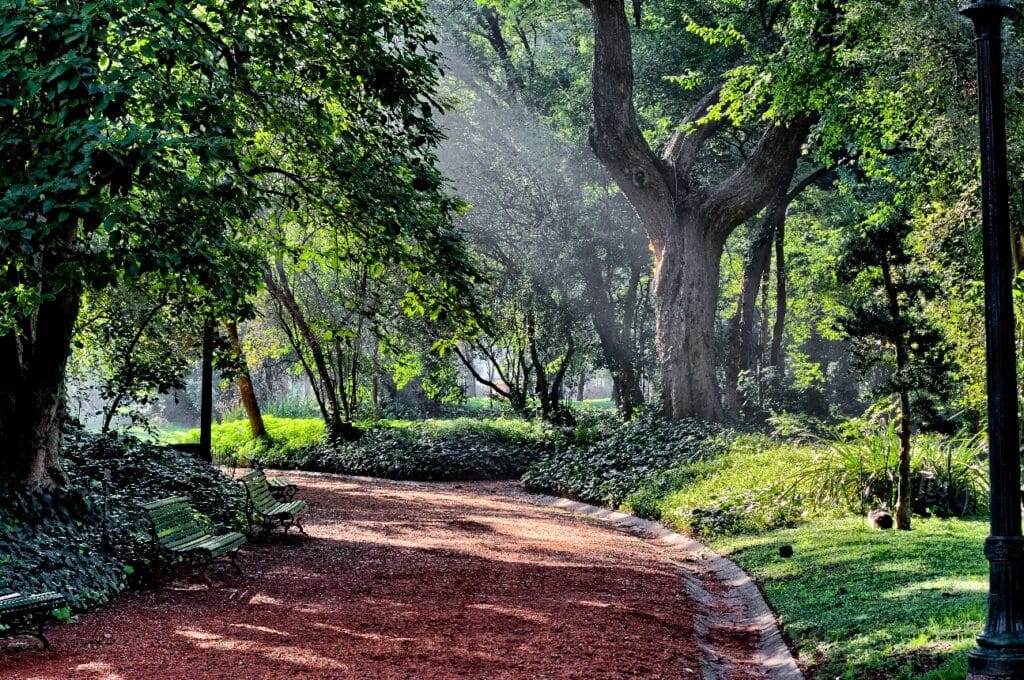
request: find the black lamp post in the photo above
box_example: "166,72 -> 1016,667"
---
962,2 -> 1024,678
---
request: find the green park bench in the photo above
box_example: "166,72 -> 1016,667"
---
239,470 -> 307,535
0,588 -> 67,650
265,475 -> 298,502
141,497 -> 246,585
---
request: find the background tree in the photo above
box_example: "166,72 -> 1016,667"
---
436,25 -> 655,419
837,201 -> 955,530
1,0 -> 477,489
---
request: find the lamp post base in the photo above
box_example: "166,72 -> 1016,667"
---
968,646 -> 1024,679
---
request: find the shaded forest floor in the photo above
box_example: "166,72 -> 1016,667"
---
2,474 -> 771,679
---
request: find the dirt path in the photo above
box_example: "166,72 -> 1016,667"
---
2,474 -> 775,679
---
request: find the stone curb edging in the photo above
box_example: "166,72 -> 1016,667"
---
522,494 -> 804,680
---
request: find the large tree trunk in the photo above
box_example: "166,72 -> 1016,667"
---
585,0 -> 818,421
654,225 -> 726,421
226,321 -> 267,440
0,283 -> 80,491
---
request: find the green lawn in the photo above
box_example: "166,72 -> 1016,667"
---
712,517 -> 988,679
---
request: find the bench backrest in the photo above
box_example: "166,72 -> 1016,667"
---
141,497 -> 205,548
239,471 -> 277,513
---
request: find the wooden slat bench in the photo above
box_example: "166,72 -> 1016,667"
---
239,470 -> 307,535
266,475 -> 298,502
141,497 -> 246,585
0,588 -> 67,650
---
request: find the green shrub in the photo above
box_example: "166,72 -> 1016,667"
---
521,409 -> 725,507
0,487 -> 127,612
301,417 -> 560,481
175,415 -> 326,466
0,431 -> 247,613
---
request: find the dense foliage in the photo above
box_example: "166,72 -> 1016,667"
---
277,418 -> 560,481
0,432 -> 245,613
522,409 -> 725,506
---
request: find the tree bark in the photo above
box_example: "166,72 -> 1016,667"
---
0,282 -> 80,491
263,259 -> 345,436
580,253 -> 645,419
226,321 -> 267,440
769,216 -> 787,372
585,0 -> 817,421
881,255 -> 913,530
199,320 -> 214,462
723,195 -> 785,415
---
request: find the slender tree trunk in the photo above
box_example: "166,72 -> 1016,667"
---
770,219 -> 787,372
263,260 -> 345,436
199,320 -> 214,462
371,341 -> 380,420
576,372 -> 587,402
881,256 -> 912,530
581,254 -> 645,419
226,321 -> 267,439
723,200 -> 781,415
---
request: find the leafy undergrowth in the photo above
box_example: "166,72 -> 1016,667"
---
0,431 -> 246,616
203,416 -> 564,481
521,410 -> 725,507
523,414 -> 991,679
712,517 -> 987,680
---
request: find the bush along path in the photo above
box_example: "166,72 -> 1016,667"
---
0,472 -> 799,679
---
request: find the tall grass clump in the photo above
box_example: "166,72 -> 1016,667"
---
791,417 -> 988,518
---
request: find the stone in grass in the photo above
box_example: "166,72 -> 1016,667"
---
778,544 -> 793,558
867,509 -> 894,529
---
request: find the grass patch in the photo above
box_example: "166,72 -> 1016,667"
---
711,517 -> 987,679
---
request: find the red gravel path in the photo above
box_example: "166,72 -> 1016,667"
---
1,474 -> 751,679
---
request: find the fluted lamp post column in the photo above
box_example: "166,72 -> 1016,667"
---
963,2 -> 1024,678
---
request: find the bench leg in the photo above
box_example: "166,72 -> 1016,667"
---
199,561 -> 213,588
34,623 -> 52,651
228,553 -> 243,576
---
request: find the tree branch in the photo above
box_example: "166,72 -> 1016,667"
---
586,0 -> 675,247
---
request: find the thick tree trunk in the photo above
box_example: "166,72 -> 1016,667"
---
226,321 -> 267,440
585,0 -> 817,421
654,224 -> 726,421
0,284 -> 80,491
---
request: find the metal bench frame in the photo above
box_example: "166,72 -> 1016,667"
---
0,589 -> 67,650
239,470 -> 307,536
141,497 -> 246,585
